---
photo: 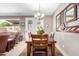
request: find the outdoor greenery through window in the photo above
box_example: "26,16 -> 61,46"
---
0,20 -> 21,33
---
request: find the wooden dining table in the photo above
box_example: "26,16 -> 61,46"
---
26,39 -> 56,56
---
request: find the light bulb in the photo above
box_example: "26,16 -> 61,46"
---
34,14 -> 37,18
41,13 -> 45,17
37,12 -> 41,16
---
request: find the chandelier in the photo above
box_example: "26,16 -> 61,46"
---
34,3 -> 45,20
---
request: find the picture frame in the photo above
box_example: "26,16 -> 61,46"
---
65,4 -> 77,23
56,10 -> 66,31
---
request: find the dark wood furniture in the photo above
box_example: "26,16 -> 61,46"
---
31,34 -> 48,56
26,34 -> 56,56
26,41 -> 31,56
50,33 -> 57,56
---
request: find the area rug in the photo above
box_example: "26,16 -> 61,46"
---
19,47 -> 63,56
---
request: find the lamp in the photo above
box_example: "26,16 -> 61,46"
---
34,3 -> 45,20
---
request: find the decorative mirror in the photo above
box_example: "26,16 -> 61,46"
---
56,14 -> 61,31
60,11 -> 64,24
56,3 -> 78,32
56,10 -> 66,31
60,11 -> 66,30
65,4 -> 77,23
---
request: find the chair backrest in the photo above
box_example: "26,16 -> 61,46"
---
32,39 -> 48,45
50,32 -> 57,56
31,34 -> 48,56
28,32 -> 31,38
50,32 -> 55,41
31,34 -> 48,39
31,34 -> 48,49
0,34 -> 9,53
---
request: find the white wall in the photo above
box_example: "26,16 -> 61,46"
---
43,16 -> 53,34
53,3 -> 79,56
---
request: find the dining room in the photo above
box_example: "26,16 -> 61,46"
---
0,3 -> 61,56
0,2 -> 79,56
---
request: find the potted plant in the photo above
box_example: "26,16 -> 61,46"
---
36,26 -> 45,34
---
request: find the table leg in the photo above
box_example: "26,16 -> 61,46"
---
27,43 -> 31,56
51,42 -> 55,56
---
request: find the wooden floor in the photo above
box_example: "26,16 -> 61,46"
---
0,41 -> 63,56
20,46 -> 63,56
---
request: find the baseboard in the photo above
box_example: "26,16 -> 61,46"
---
55,44 -> 68,56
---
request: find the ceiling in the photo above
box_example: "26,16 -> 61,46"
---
0,3 -> 60,16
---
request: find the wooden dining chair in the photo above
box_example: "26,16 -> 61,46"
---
50,32 -> 57,56
31,34 -> 48,56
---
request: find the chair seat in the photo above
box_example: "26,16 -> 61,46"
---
33,49 -> 47,53
33,51 -> 46,54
